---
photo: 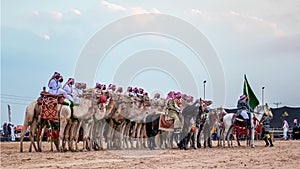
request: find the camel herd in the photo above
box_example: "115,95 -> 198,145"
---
19,85 -> 270,152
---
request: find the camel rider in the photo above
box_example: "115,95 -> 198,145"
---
95,83 -> 102,90
101,84 -> 110,106
154,93 -> 160,99
174,92 -> 183,111
108,84 -> 116,92
134,88 -> 144,108
73,82 -> 83,104
200,99 -> 212,121
48,72 -> 60,94
63,78 -> 75,102
236,94 -> 252,126
167,93 -> 182,129
132,87 -> 138,97
55,76 -> 75,117
127,86 -> 134,96
116,87 -> 123,94
136,88 -> 144,101
56,76 -> 74,102
260,108 -> 274,147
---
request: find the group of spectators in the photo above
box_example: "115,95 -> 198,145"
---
1,122 -> 15,142
283,118 -> 300,140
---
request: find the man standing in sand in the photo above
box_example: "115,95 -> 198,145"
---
283,120 -> 289,140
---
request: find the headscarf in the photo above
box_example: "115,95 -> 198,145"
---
240,94 -> 247,100
48,72 -> 60,86
284,120 -> 289,128
294,119 -> 298,125
63,78 -> 74,89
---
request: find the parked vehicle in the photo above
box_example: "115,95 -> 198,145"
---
14,125 -> 30,141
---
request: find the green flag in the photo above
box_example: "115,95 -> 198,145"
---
243,75 -> 259,109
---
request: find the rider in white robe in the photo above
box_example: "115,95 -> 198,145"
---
48,72 -> 60,94
56,76 -> 73,102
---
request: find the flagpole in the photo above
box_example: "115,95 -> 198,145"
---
262,87 -> 265,105
203,80 -> 206,100
8,104 -> 11,123
250,112 -> 255,148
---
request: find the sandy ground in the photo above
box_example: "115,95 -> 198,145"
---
1,140 -> 299,169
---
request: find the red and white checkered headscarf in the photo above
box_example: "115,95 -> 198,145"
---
48,72 -> 60,86
63,78 -> 74,88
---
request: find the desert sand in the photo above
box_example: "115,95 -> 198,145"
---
1,140 -> 299,169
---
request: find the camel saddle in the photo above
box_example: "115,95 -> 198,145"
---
37,91 -> 64,121
159,114 -> 174,131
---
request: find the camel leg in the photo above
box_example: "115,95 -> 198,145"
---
59,118 -> 68,151
116,124 -> 123,149
119,122 -> 126,150
29,120 -> 38,152
69,120 -> 78,151
136,123 -> 143,149
124,122 -> 131,149
64,121 -> 72,151
140,124 -> 147,149
20,122 -> 29,152
105,120 -> 112,150
160,131 -> 166,149
99,121 -> 106,150
74,121 -> 82,151
141,125 -> 147,149
92,121 -> 99,150
193,127 -> 199,149
197,126 -> 202,148
128,122 -> 134,149
36,124 -> 45,152
131,123 -> 138,149
81,121 -> 90,151
88,121 -> 95,151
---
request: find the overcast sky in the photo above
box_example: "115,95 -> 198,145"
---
1,0 -> 300,125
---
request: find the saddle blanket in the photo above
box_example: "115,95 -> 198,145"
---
159,114 -> 174,131
41,98 -> 59,121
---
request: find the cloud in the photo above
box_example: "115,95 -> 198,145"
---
191,9 -> 214,21
40,34 -> 50,40
30,10 -> 64,21
100,1 -> 160,14
32,11 -> 40,16
228,11 -> 284,37
191,9 -> 284,37
70,9 -> 81,15
191,9 -> 202,15
101,0 -> 126,11
50,11 -> 64,20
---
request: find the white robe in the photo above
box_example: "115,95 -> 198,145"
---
48,79 -> 59,94
57,82 -> 73,102
72,87 -> 82,104
240,110 -> 249,119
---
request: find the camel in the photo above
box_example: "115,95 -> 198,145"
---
192,108 -> 222,149
105,93 -> 134,150
92,90 -> 121,150
70,87 -> 104,151
32,95 -> 74,152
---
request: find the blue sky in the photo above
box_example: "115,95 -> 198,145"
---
1,0 -> 300,125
